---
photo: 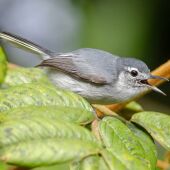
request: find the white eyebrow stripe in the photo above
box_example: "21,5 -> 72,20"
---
127,67 -> 139,72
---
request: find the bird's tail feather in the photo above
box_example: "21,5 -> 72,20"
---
0,32 -> 53,57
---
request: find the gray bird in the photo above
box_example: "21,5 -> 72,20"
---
0,32 -> 168,104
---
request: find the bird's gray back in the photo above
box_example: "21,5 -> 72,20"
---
70,48 -> 119,70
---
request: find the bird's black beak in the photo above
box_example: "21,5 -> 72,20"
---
140,74 -> 169,96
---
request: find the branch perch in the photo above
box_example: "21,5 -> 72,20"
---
157,160 -> 170,170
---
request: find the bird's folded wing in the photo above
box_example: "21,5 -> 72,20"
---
37,54 -> 113,84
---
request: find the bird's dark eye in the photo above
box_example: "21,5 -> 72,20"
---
130,70 -> 138,77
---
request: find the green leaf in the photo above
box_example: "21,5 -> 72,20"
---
0,117 -> 101,167
127,123 -> 157,170
0,47 -> 7,83
0,161 -> 7,170
101,149 -> 127,170
99,117 -> 152,170
71,149 -> 127,170
0,139 -> 100,167
0,83 -> 93,112
124,101 -> 143,112
3,67 -> 50,87
0,105 -> 95,125
70,155 -> 108,170
120,102 -> 143,119
131,111 -> 170,150
35,163 -> 70,170
0,117 -> 98,147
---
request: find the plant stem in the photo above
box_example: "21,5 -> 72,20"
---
8,63 -> 18,69
92,104 -> 127,123
91,119 -> 101,141
157,160 -> 170,170
9,166 -> 30,170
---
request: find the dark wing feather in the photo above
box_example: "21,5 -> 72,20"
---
38,52 -> 115,84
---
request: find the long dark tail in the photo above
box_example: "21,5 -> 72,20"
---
0,32 -> 53,57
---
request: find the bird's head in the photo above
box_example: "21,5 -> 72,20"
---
116,58 -> 168,96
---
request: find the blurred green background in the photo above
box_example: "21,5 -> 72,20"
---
0,0 -> 169,169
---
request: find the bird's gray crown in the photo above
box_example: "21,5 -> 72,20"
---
117,57 -> 150,74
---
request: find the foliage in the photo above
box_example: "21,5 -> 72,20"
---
0,47 -> 7,83
132,112 -> 170,150
3,67 -> 49,87
0,49 -> 169,170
